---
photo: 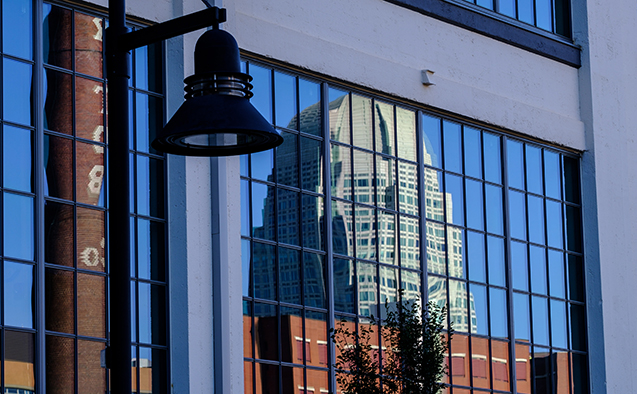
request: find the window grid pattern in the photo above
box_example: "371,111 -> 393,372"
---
0,2 -> 168,393
241,60 -> 587,394
458,0 -> 571,37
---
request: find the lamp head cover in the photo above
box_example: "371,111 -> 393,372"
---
152,14 -> 283,156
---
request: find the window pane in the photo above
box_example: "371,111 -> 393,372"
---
378,211 -> 396,265
76,77 -> 105,141
254,304 -> 278,361
424,168 -> 444,221
44,201 -> 74,266
75,12 -> 103,77
396,107 -> 416,161
376,156 -> 396,210
2,0 -> 32,59
299,78 -> 321,136
398,162 -> 418,215
4,193 -> 34,260
511,241 -> 528,291
136,155 -> 165,218
567,254 -> 584,302
329,88 -> 350,143
278,189 -> 299,246
544,150 -> 561,199
400,216 -> 420,270
490,288 -> 508,338
428,276 -> 447,328
498,0 -> 516,17
449,279 -> 468,332
483,132 -> 501,184
467,230 -> 486,283
301,136 -> 323,193
241,179 -> 250,236
77,141 -> 105,206
487,235 -> 506,286
514,292 -> 530,341
76,207 -> 105,272
3,59 -> 33,126
427,222 -> 446,275
525,145 -> 543,194
77,273 -> 106,338
379,265 -> 398,319
374,101 -> 394,155
275,72 -> 296,129
134,42 -> 163,93
507,140 -> 524,190
6,331 -> 35,391
466,179 -> 484,230
464,126 -> 482,179
529,245 -> 547,295
138,283 -> 166,345
3,125 -> 33,192
253,242 -> 277,301
351,95 -> 373,150
137,219 -> 165,281
242,240 -> 251,298
471,283 -> 488,335
551,299 -> 568,348
43,5 -> 72,68
563,156 -> 580,204
302,194 -> 324,250
250,64 -> 272,122
135,92 -> 163,154
4,261 -> 34,328
518,0 -> 534,24
445,174 -> 464,226
485,184 -> 503,235
570,304 -> 587,351
536,0 -> 553,31
304,252 -> 326,308
46,335 -> 75,392
448,226 -> 465,279
44,68 -> 73,134
353,149 -> 373,204
546,200 -> 563,248
565,205 -> 582,252
78,340 -> 106,393
548,250 -> 565,298
532,296 -> 549,346
422,114 -> 442,168
355,206 -> 375,260
252,146 -> 274,182
331,199 -> 353,256
45,268 -> 75,333
443,120 -> 462,173
333,258 -> 355,313
357,261 -> 377,317
331,144 -> 351,200
276,131 -> 298,187
509,190 -> 526,240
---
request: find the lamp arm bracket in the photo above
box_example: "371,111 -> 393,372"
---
116,6 -> 227,52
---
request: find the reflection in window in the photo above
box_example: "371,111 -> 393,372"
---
241,60 -> 586,394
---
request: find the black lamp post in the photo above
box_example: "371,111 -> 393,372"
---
106,1 -> 281,392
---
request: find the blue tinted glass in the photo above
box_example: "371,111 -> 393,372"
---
544,151 -> 561,199
3,125 -> 32,192
333,258 -> 355,313
299,78 -> 321,136
570,304 -> 587,351
275,72 -> 296,129
536,0 -> 553,31
509,190 -> 527,240
567,254 -> 584,302
3,59 -> 33,126
135,93 -> 163,154
466,179 -> 484,231
464,127 -> 482,179
422,114 -> 442,168
526,145 -> 543,194
507,140 -> 524,189
445,174 -> 464,226
251,182 -> 275,241
4,261 -> 34,328
527,195 -> 545,244
134,43 -> 162,93
241,180 -> 250,237
241,239 -> 250,297
467,231 -> 486,283
3,0 -> 32,59
302,194 -> 324,251
279,248 -> 301,305
276,131 -> 298,188
137,219 -> 164,282
428,276 -> 448,328
470,284 -> 488,335
253,243 -> 277,301
4,193 -> 34,260
331,199 -> 353,256
548,250 -> 565,298
490,287 -> 508,338
546,200 -> 563,248
518,0 -> 534,24
563,156 -> 580,204
303,252 -> 327,308
139,282 -> 151,343
483,132 -> 501,184
530,245 -> 547,294
477,0 -> 494,10
250,64 -> 272,122
240,154 -> 248,177
329,88 -> 350,143
485,184 -> 503,235
487,236 -> 506,286
443,121 -> 462,173
532,296 -> 549,346
251,148 -> 274,182
511,241 -> 528,291
331,144 -> 351,200
424,168 -> 444,221
136,155 -> 150,215
551,300 -> 567,348
498,0 -> 516,17
449,280 -> 468,332
565,205 -> 582,252
278,189 -> 299,246
448,227 -> 465,279
513,292 -> 530,341
301,136 -> 323,193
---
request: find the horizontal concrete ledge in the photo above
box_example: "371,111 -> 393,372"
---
384,0 -> 581,68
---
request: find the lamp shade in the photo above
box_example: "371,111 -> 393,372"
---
152,26 -> 283,156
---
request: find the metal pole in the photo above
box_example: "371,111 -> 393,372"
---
107,0 -> 132,392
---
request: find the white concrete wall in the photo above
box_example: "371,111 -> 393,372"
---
224,0 -> 584,150
574,0 -> 637,392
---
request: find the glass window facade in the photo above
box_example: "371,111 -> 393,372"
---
459,0 -> 571,37
241,60 -> 587,393
0,1 -> 167,393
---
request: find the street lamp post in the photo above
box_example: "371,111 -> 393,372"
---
106,1 -> 282,392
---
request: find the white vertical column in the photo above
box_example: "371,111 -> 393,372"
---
211,155 -> 243,394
